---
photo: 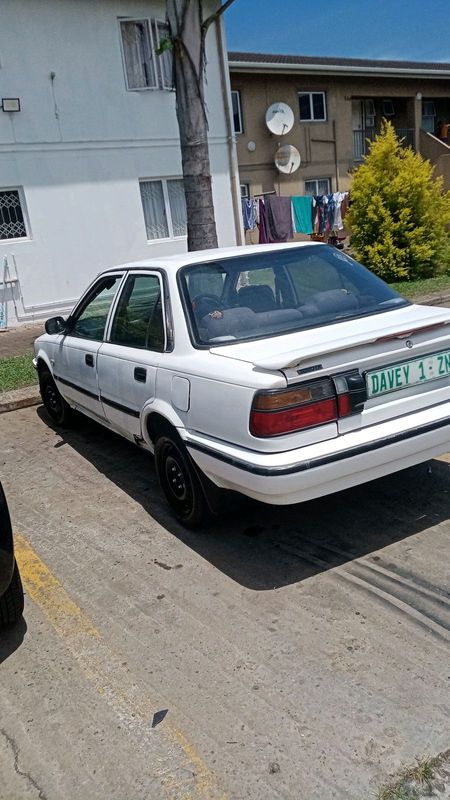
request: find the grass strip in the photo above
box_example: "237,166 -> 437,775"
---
389,273 -> 450,300
0,354 -> 37,392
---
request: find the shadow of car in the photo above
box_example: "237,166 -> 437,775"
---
0,482 -> 24,626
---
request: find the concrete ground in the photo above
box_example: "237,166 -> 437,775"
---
0,406 -> 449,800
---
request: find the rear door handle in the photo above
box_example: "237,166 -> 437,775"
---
85,354 -> 94,367
134,367 -> 147,383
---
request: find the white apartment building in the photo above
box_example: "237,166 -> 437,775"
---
0,0 -> 240,327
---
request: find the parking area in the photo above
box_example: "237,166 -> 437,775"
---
1,405 -> 449,799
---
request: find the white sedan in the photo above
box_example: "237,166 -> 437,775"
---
34,242 -> 450,527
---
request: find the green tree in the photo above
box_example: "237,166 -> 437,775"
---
347,121 -> 450,281
164,0 -> 237,251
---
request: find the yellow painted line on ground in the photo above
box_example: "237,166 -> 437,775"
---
15,533 -> 228,800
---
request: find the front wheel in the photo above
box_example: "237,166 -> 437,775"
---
154,435 -> 211,529
0,561 -> 24,626
39,368 -> 75,427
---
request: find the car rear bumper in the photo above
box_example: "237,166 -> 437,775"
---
0,483 -> 15,596
184,402 -> 450,505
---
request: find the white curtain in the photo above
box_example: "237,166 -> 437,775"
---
140,181 -> 168,240
167,179 -> 187,237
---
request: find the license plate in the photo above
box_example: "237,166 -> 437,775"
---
366,350 -> 450,398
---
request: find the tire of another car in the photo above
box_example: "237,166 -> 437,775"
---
154,433 -> 212,529
0,561 -> 24,626
39,367 -> 75,427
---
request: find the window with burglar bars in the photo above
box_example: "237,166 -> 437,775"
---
0,189 -> 28,240
140,178 -> 187,240
119,18 -> 173,91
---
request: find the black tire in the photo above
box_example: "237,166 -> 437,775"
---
39,368 -> 75,426
0,561 -> 24,626
154,434 -> 211,529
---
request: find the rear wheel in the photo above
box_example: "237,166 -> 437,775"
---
154,434 -> 211,529
39,368 -> 75,426
0,561 -> 24,626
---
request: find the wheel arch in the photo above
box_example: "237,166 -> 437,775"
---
142,402 -> 186,448
35,351 -> 53,376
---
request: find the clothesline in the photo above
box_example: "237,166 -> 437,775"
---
241,192 -> 349,245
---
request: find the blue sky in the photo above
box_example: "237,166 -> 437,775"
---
224,0 -> 450,63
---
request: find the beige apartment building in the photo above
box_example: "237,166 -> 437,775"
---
228,52 -> 450,202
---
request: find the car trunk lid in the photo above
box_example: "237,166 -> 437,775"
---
211,304 -> 450,434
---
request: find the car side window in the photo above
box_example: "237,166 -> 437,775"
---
109,274 -> 165,351
70,276 -> 122,341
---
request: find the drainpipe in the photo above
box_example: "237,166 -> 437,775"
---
215,16 -> 244,246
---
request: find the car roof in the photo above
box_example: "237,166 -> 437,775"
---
102,241 -> 324,274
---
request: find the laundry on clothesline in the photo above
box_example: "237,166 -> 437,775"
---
241,197 -> 258,231
241,191 -> 349,242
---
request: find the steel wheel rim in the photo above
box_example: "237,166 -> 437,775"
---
161,443 -> 193,517
44,381 -> 62,417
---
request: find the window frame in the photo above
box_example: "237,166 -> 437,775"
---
298,91 -> 327,122
240,184 -> 250,198
107,270 -> 167,352
231,90 -> 243,134
0,186 -> 31,242
304,178 -> 331,196
119,17 -> 158,92
139,177 -> 187,242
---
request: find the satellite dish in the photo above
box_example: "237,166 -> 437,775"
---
274,144 -> 301,174
266,102 -> 294,136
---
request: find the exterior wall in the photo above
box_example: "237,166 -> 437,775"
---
230,70 -> 450,199
0,0 -> 238,326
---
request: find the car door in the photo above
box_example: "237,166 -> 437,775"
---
53,273 -> 124,419
97,271 -> 167,438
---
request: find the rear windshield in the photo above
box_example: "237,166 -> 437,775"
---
179,245 -> 409,346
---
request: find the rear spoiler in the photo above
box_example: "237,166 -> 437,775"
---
249,315 -> 450,371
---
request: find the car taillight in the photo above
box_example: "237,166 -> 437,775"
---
250,378 -> 337,437
250,372 -> 366,437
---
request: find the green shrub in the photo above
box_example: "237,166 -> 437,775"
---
347,121 -> 450,281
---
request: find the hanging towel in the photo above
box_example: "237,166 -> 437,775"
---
291,196 -> 313,234
241,198 -> 257,231
258,198 -> 268,244
265,195 -> 293,243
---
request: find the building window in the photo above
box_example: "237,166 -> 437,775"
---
422,99 -> 436,134
382,99 -> 395,117
0,188 -> 28,240
140,178 -> 187,241
119,18 -> 173,91
240,184 -> 249,198
304,178 -> 331,196
298,92 -> 326,122
155,20 -> 173,89
231,90 -> 243,133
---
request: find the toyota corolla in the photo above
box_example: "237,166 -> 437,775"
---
34,243 -> 450,527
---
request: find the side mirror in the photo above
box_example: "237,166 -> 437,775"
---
45,316 -> 66,335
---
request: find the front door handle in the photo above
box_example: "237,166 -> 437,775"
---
85,354 -> 94,367
134,367 -> 147,383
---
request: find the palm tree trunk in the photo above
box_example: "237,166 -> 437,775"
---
167,1 -> 218,251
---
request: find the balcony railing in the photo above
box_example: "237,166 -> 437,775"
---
353,128 -> 415,160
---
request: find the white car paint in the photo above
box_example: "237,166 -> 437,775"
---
34,243 -> 450,509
